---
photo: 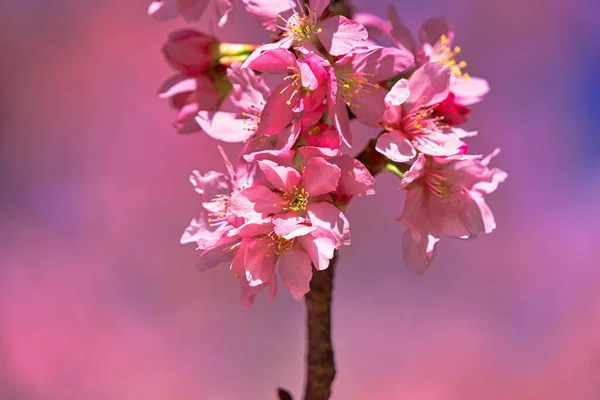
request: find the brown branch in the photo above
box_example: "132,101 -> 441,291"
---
302,252 -> 338,400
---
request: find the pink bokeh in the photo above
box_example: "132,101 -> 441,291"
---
1,0 -> 599,399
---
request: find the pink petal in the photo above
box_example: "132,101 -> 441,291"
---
195,236 -> 239,271
180,213 -> 227,247
273,217 -> 316,239
215,0 -> 233,27
229,185 -> 283,216
257,82 -> 295,136
307,202 -> 351,247
162,29 -> 215,75
339,46 -> 413,82
296,233 -> 335,271
451,76 -> 490,106
297,60 -> 321,90
401,229 -> 440,276
319,16 -> 368,56
375,130 -> 416,163
301,158 -> 341,196
244,238 -> 277,286
405,62 -> 451,111
411,131 -> 464,157
419,17 -> 454,46
217,145 -> 236,183
349,85 -> 388,127
399,153 -> 427,189
196,111 -> 255,143
189,169 -> 230,199
329,92 -> 352,147
385,78 -> 410,107
242,0 -> 292,31
227,218 -> 273,238
353,12 -> 392,38
332,156 -> 376,197
227,63 -> 270,113
387,4 -> 417,52
247,48 -> 297,74
157,75 -> 197,98
278,246 -> 313,300
258,159 -> 302,192
309,0 -> 330,17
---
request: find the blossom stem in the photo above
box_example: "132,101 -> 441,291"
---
385,163 -> 405,179
303,252 -> 337,400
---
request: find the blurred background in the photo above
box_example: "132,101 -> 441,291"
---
1,0 -> 599,399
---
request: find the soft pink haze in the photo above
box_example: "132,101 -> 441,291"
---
1,0 -> 599,399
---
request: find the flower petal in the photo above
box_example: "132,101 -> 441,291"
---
296,231 -> 335,271
376,130 -> 416,163
387,4 -> 417,52
247,48 -> 296,73
307,202 -> 350,247
257,82 -> 295,136
319,15 -> 368,56
385,78 -> 410,107
405,62 -> 451,110
301,157 -> 341,196
332,156 -> 376,197
196,111 -> 255,143
402,229 -> 440,276
419,17 -> 454,46
244,238 -> 277,286
258,159 -> 302,192
229,185 -> 283,216
349,85 -> 388,127
278,246 -> 313,300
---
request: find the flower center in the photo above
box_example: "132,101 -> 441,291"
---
433,34 -> 470,79
206,194 -> 230,226
402,105 -> 449,136
282,186 -> 309,211
240,103 -> 263,133
337,71 -> 379,108
266,232 -> 294,256
277,1 -> 322,45
279,67 -> 303,106
424,172 -> 450,199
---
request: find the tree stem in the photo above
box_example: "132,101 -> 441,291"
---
302,252 -> 337,400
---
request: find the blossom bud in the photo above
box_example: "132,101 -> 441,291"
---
162,29 -> 217,76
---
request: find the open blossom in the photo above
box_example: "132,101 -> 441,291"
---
180,146 -> 243,249
398,150 -> 508,275
327,45 -> 414,145
362,5 -> 489,107
196,63 -> 270,142
229,157 -> 350,248
148,0 -> 232,27
243,0 -> 368,56
376,62 -> 466,163
246,48 -> 329,136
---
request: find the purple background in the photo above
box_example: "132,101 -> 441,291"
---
2,0 -> 599,399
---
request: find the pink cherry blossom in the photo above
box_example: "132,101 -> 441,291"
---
180,146 -> 243,250
243,0 -> 368,56
247,48 -> 329,136
375,62 -> 466,163
384,5 -> 490,106
397,150 -> 508,275
229,157 -> 351,248
148,0 -> 232,27
196,63 -> 270,142
328,45 -> 414,145
232,222 -> 336,300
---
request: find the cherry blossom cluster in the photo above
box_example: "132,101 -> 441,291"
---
150,0 -> 507,306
